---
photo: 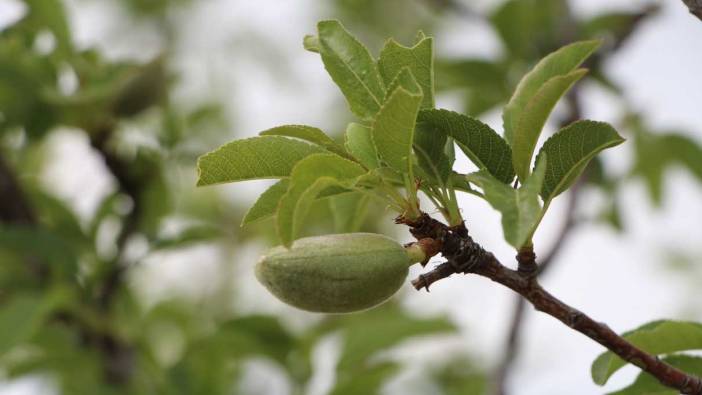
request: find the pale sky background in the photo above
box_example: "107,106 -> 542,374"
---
1,0 -> 702,394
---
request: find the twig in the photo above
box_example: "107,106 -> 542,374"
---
682,0 -> 702,21
403,213 -> 702,394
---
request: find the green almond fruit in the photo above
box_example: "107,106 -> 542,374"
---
256,233 -> 420,313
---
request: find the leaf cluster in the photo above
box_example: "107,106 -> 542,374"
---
198,20 -> 624,249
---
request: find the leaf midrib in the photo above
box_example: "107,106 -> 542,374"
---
323,40 -> 384,109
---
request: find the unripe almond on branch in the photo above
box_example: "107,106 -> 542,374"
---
256,233 -> 423,313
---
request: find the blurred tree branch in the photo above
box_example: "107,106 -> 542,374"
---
0,151 -> 46,279
682,0 -> 702,20
89,124 -> 147,310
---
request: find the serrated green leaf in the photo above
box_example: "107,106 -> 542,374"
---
345,122 -> 380,169
330,192 -> 370,233
512,69 -> 587,181
608,355 -> 702,395
259,124 -> 351,159
196,136 -> 325,186
378,36 -> 434,108
414,117 -> 452,185
242,179 -> 290,225
503,40 -> 600,145
384,67 -> 417,99
317,20 -> 385,120
467,157 -> 546,248
417,109 -> 514,183
372,75 -> 423,174
536,120 -> 624,202
591,320 -> 702,386
277,154 -> 366,246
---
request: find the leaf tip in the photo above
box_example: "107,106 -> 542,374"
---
303,34 -> 320,53
590,353 -> 612,386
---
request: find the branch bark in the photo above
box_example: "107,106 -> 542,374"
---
89,124 -> 145,310
402,213 -> 702,395
682,0 -> 702,21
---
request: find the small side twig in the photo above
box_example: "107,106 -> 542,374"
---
89,124 -> 146,310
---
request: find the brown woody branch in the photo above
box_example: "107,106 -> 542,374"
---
682,0 -> 702,21
401,213 -> 702,395
89,124 -> 145,310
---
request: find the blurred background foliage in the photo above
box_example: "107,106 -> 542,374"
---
0,0 -> 701,394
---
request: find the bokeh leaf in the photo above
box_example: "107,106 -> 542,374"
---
0,293 -> 57,356
151,225 -> 221,250
330,362 -> 399,395
335,304 -> 456,370
632,131 -> 702,206
490,0 -> 570,59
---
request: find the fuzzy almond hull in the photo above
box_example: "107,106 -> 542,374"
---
256,233 -> 410,313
